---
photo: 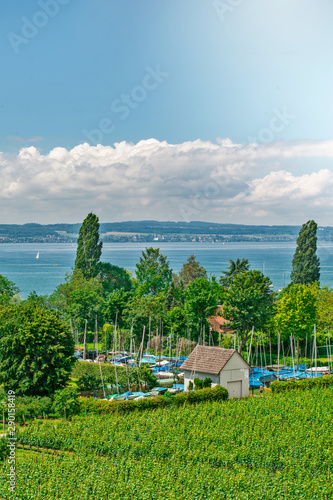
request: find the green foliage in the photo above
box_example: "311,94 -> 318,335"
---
274,283 -> 318,341
0,274 -> 19,304
135,247 -> 173,296
179,254 -> 207,285
78,385 -> 228,416
5,386 -> 333,498
74,370 -> 100,391
0,301 -> 75,397
316,287 -> 333,342
223,270 -> 274,352
52,387 -> 80,419
74,212 -> 103,279
0,438 -> 10,460
96,262 -> 132,294
71,360 -> 137,391
220,258 -> 250,286
123,293 -> 164,339
164,306 -> 187,337
194,377 -> 212,389
50,268 -> 105,331
291,220 -> 320,285
138,365 -> 158,390
271,375 -> 333,393
104,288 -> 131,328
184,277 -> 222,337
14,396 -> 53,423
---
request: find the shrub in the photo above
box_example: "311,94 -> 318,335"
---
15,396 -> 53,423
0,438 -> 10,460
271,375 -> 333,393
52,387 -> 80,419
79,385 -> 229,416
194,377 -> 212,390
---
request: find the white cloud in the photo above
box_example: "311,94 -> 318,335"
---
1,138 -> 333,224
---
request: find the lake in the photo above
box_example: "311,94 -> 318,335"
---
0,241 -> 332,298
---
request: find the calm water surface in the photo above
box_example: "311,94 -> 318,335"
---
0,242 -> 332,298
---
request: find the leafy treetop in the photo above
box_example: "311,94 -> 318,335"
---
179,255 -> 207,285
223,269 -> 274,353
0,274 -> 19,304
274,282 -> 318,342
135,247 -> 172,296
0,300 -> 75,397
290,220 -> 320,285
74,212 -> 103,279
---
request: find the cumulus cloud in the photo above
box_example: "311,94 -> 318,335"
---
1,138 -> 333,224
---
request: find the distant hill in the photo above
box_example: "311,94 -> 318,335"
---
0,221 -> 332,243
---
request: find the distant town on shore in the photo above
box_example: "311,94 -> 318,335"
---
1,220 -> 333,244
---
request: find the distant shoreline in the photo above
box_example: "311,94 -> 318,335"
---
0,221 -> 331,244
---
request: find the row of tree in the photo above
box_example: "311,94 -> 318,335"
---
0,215 -> 326,398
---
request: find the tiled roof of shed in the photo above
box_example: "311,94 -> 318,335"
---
181,346 -> 237,375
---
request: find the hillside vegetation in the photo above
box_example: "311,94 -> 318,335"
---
2,386 -> 332,499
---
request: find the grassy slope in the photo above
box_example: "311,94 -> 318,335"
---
1,387 -> 332,499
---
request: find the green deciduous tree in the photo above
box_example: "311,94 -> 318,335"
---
179,255 -> 207,285
290,220 -> 320,285
316,287 -> 333,343
0,274 -> 19,304
123,294 -> 164,341
96,262 -> 132,294
74,213 -> 103,279
165,306 -> 187,338
184,277 -> 223,340
135,247 -> 172,296
104,289 -> 131,327
50,269 -> 105,331
223,270 -> 274,353
0,439 -> 10,460
0,301 -> 75,396
52,387 -> 80,419
274,283 -> 318,342
138,365 -> 158,390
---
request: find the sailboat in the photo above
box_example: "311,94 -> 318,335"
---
36,252 -> 39,259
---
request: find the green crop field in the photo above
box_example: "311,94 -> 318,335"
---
1,387 -> 333,499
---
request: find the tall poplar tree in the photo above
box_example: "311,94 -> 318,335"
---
290,220 -> 320,285
74,213 -> 103,279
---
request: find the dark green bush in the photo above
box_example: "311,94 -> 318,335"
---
271,375 -> 333,393
176,385 -> 228,405
14,396 -> 53,423
52,387 -> 80,418
194,377 -> 212,390
0,438 -> 10,460
80,385 -> 229,416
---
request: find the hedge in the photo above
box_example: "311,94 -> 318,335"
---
79,385 -> 229,416
271,375 -> 333,393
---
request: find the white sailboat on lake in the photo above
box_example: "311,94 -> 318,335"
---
36,252 -> 39,259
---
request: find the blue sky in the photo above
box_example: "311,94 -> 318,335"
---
1,0 -> 333,224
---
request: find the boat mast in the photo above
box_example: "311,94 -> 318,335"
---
96,319 -> 106,398
277,332 -> 280,380
83,319 -> 87,361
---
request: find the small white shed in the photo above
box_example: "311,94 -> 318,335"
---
181,346 -> 250,398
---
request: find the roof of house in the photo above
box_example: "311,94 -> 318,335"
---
208,305 -> 233,333
181,345 -> 249,375
208,315 -> 233,333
